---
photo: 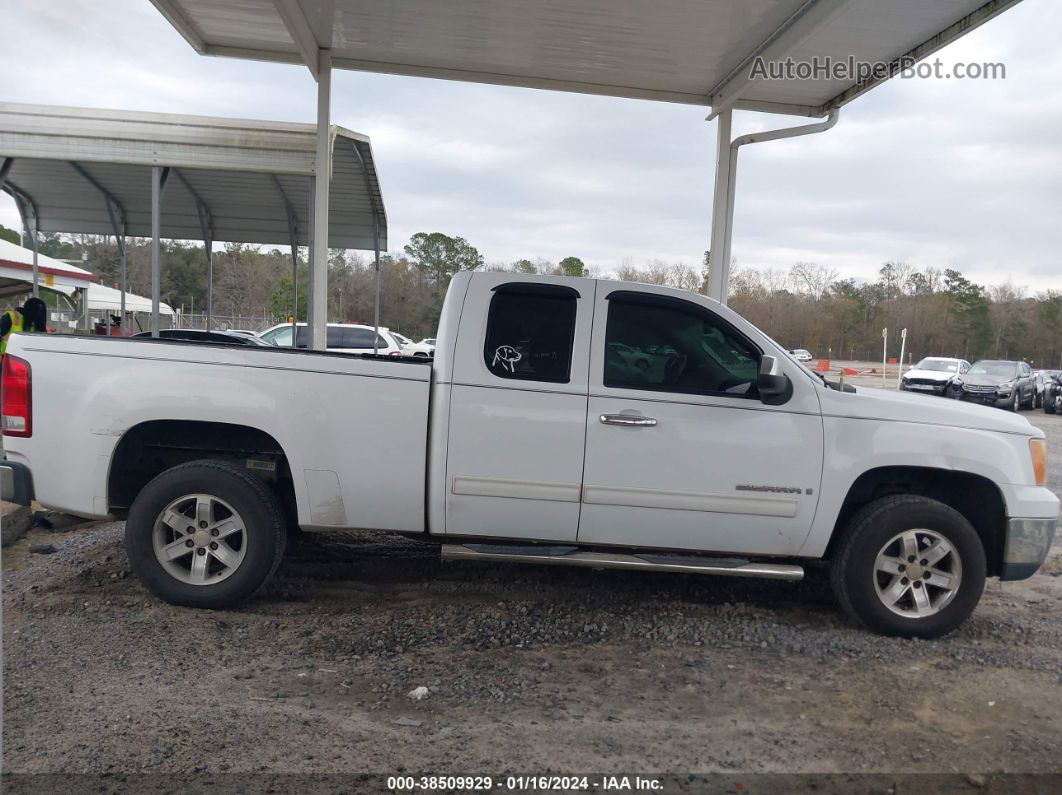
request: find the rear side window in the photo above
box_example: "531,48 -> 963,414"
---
341,328 -> 380,348
483,284 -> 577,383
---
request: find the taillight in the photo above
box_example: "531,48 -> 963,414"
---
388,351 -> 401,357
2,354 -> 32,437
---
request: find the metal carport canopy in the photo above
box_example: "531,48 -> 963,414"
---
0,101 -> 387,334
149,0 -> 1019,117
149,0 -> 1022,313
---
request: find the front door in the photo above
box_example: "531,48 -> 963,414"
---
578,286 -> 824,556
444,274 -> 594,542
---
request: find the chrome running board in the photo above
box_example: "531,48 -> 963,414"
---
440,544 -> 803,581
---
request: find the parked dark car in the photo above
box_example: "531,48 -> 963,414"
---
1042,371 -> 1062,414
132,329 -> 274,346
948,359 -> 1036,411
1033,369 -> 1060,409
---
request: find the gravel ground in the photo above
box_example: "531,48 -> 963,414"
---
3,408 -> 1062,787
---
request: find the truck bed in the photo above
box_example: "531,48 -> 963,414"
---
3,333 -> 433,531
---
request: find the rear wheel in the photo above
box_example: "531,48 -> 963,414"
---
125,460 -> 286,608
1045,394 -> 1058,414
830,495 -> 986,638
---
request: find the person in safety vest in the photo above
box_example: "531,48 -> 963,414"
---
1,296 -> 48,357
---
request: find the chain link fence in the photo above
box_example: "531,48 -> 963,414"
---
175,313 -> 278,333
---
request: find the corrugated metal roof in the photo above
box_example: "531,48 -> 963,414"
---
148,0 -> 1023,117
0,102 -> 387,250
0,237 -> 98,287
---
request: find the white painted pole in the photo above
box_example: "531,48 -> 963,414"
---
310,49 -> 332,351
896,328 -> 908,390
706,109 -> 732,303
882,328 -> 888,389
306,186 -> 315,347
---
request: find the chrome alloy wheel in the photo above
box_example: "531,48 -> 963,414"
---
152,494 -> 248,585
873,529 -> 962,618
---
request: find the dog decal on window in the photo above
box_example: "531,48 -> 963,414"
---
492,345 -> 521,373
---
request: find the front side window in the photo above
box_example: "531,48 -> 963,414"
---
604,294 -> 760,397
483,285 -> 577,383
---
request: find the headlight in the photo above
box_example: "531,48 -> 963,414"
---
1030,438 -> 1047,486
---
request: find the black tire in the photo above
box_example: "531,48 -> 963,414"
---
1035,392 -> 1043,409
1010,392 -> 1020,412
125,460 -> 286,608
1045,397 -> 1057,415
830,495 -> 986,638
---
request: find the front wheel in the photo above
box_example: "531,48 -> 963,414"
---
125,460 -> 286,608
830,495 -> 986,638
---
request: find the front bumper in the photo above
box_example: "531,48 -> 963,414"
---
958,390 -> 1010,408
1000,516 -> 1058,580
901,381 -> 949,395
0,459 -> 34,505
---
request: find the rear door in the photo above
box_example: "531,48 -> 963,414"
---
443,274 -> 594,541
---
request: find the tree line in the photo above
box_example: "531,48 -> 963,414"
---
5,224 -> 1059,366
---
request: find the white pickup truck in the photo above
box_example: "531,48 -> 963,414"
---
2,272 -> 1057,637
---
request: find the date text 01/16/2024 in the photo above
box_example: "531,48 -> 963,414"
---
386,776 -> 663,791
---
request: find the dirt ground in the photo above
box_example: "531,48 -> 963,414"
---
2,399 -> 1061,789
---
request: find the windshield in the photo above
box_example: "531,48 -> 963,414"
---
914,358 -> 958,373
969,361 -> 1018,377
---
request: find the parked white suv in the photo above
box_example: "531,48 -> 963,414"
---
402,338 -> 437,357
258,322 -> 402,356
900,357 -> 971,396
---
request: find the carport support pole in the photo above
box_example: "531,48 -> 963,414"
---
373,219 -> 381,355
119,228 -> 127,335
706,109 -> 840,305
309,49 -> 332,352
151,166 -> 165,338
28,210 -> 39,299
706,109 -> 733,304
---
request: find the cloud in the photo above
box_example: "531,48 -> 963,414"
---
1,0 -> 1059,292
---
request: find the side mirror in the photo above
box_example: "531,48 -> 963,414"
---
758,355 -> 792,405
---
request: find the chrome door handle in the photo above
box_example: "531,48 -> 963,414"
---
600,413 -> 657,427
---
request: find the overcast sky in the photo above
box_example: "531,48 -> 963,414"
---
2,0 -> 1060,291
